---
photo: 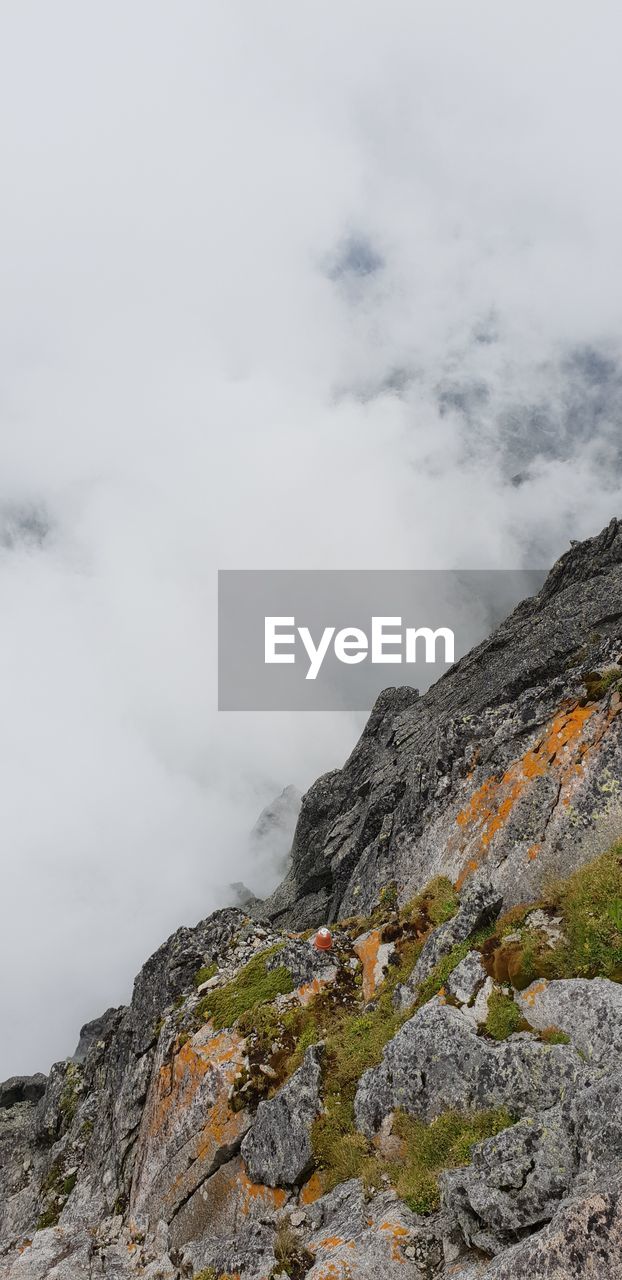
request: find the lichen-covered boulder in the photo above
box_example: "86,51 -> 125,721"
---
517,976 -> 622,1067
304,1180 -> 445,1280
130,1021 -> 250,1226
441,1105 -> 576,1254
481,1175 -> 622,1279
241,1045 -> 323,1187
355,1000 -> 585,1136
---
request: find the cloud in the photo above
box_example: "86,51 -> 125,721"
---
1,0 -> 622,1076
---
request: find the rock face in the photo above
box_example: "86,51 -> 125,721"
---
241,1045 -> 323,1187
262,518 -> 622,929
4,521 -> 622,1277
354,999 -> 585,1136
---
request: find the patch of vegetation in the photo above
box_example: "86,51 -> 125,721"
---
59,1062 -> 82,1128
195,947 -> 293,1030
403,875 -> 460,930
37,1159 -> 77,1231
271,1220 -> 315,1280
377,1108 -> 514,1214
583,666 -> 622,702
379,881 -> 398,911
538,1026 -> 571,1045
546,845 -> 622,981
194,961 -> 218,988
484,990 -> 527,1040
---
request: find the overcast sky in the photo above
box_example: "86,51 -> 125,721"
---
2,1 -> 622,1079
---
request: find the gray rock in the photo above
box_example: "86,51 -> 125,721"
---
481,1174 -> 622,1279
0,1076 -> 47,1110
355,1000 -> 585,1136
517,977 -> 622,1066
442,1105 -> 576,1253
241,1045 -> 323,1187
260,520 -> 622,931
445,951 -> 487,1006
267,938 -> 337,988
570,1068 -> 622,1185
395,881 -> 502,1011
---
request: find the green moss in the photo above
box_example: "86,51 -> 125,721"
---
547,845 -> 622,980
484,990 -> 526,1040
192,1270 -> 217,1280
195,947 -> 293,1030
194,961 -> 218,988
403,875 -> 459,928
61,1171 -> 77,1197
379,881 -> 398,911
59,1062 -> 81,1127
37,1204 -> 61,1230
583,667 -> 622,702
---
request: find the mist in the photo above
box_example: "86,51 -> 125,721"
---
2,0 -> 622,1078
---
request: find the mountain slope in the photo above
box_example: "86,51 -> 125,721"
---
2,520 -> 622,1279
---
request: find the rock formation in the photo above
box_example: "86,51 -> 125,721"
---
3,519 -> 622,1277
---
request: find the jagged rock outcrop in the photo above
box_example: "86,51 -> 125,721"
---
262,517 -> 622,929
4,521 -> 622,1277
241,1045 -> 323,1187
354,998 -> 586,1137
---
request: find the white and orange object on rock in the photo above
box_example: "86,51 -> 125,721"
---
313,926 -> 333,951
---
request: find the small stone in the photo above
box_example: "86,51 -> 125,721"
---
290,1209 -> 306,1227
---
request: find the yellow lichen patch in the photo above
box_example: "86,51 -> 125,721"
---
300,1171 -> 324,1205
521,978 -> 549,1007
318,1237 -> 346,1248
353,929 -> 383,1002
380,1220 -> 410,1264
453,701 -> 616,889
237,1166 -> 287,1216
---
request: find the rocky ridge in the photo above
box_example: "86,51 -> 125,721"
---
3,520 -> 622,1277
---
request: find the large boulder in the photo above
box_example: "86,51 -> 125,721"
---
517,976 -> 622,1067
442,1105 -> 576,1254
241,1045 -> 323,1187
355,1000 -> 585,1136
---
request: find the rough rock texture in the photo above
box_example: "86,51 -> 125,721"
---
442,1105 -> 576,1254
444,951 -> 487,1006
5,523 -> 622,1276
241,1046 -> 323,1187
395,880 -> 503,1010
517,975 -> 622,1065
355,999 -> 585,1136
261,519 -> 622,929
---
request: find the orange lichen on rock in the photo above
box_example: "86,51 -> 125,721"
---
148,1025 -> 246,1142
353,929 -> 383,1002
300,1171 -> 324,1205
521,978 -> 549,1007
237,1166 -> 287,1215
453,701 -> 616,889
380,1219 -> 410,1263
